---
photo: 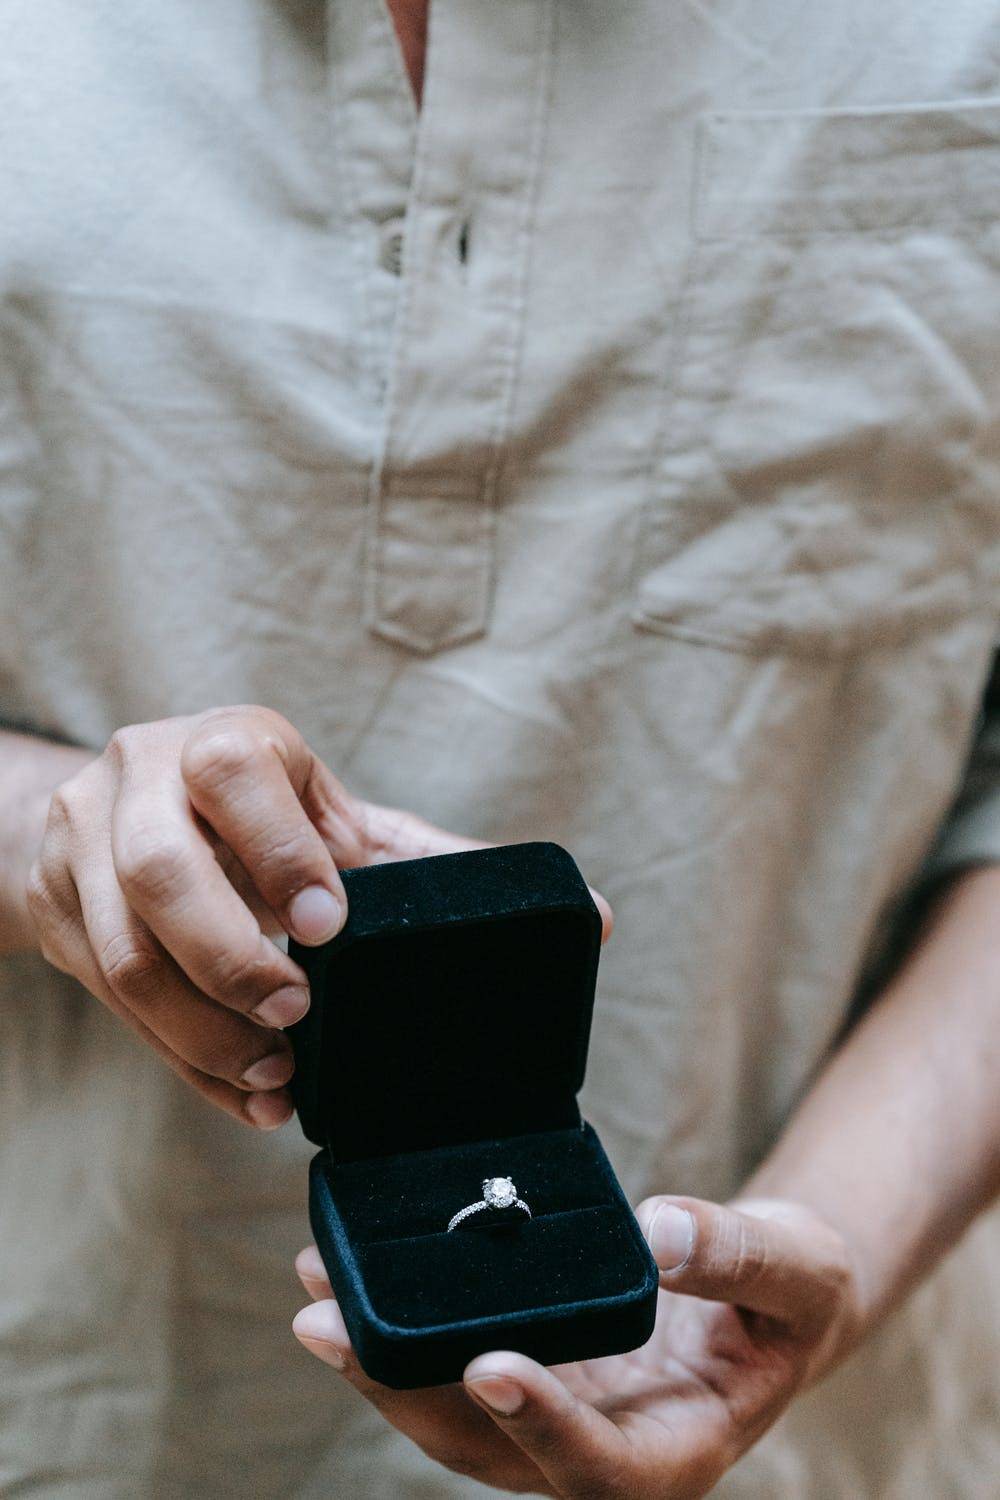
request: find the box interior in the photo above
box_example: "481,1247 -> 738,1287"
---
322,1125 -> 651,1328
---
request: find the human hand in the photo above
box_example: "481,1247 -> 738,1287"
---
25,705 -> 564,1128
292,1195 -> 860,1497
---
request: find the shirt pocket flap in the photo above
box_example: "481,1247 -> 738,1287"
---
698,102 -> 1000,239
634,102 -> 1000,658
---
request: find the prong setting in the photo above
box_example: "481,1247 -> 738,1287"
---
483,1176 -> 517,1208
447,1176 -> 532,1232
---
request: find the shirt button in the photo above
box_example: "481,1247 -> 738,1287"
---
378,219 -> 406,276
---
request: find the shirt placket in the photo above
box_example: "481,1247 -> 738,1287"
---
327,0 -> 419,404
355,0 -> 555,654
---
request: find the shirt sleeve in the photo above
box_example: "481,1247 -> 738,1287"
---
918,646 -> 1000,888
841,647 -> 1000,1029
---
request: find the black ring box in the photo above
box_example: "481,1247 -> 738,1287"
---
288,841 -> 658,1389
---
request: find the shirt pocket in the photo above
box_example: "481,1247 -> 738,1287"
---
632,102 -> 1000,657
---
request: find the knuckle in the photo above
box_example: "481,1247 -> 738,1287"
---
225,704 -> 295,742
107,720 -> 168,773
203,941 -> 277,1002
251,826 -> 324,893
247,705 -> 295,741
107,723 -> 142,762
97,930 -> 162,996
41,764 -> 102,845
729,1217 -> 768,1292
46,783 -> 79,833
116,827 -> 192,904
181,723 -> 264,795
26,864 -> 74,970
26,861 -> 68,935
25,861 -> 55,923
190,1033 -> 246,1082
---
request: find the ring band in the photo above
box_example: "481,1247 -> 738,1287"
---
447,1176 -> 532,1233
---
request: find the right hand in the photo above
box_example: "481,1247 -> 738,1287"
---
24,705 -> 517,1128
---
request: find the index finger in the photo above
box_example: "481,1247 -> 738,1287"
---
181,708 -> 350,946
292,1299 -> 534,1491
112,776 -> 310,1027
464,1351 -> 639,1498
295,1245 -> 333,1301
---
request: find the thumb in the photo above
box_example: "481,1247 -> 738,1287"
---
635,1195 -> 851,1333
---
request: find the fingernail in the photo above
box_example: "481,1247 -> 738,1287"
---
467,1376 -> 525,1416
648,1204 -> 695,1272
289,886 -> 343,945
245,1090 -> 293,1130
296,1245 -> 327,1283
295,1331 -> 346,1371
241,1049 -> 293,1091
252,985 -> 309,1029
293,1303 -> 349,1369
305,1339 -> 346,1371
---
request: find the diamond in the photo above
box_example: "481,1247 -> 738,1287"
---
483,1176 -> 517,1208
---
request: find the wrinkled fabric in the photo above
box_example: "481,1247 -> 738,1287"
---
2,1 -> 1000,1495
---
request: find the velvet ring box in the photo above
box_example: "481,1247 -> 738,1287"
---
287,840 -> 658,1389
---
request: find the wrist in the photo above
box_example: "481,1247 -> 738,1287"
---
0,742 -> 93,954
2,787 -> 53,953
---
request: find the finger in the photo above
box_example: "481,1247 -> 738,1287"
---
295,1245 -> 333,1301
293,1301 -> 533,1488
209,841 -> 286,939
74,854 -> 296,1092
349,801 -> 490,866
40,875 -> 291,1129
111,776 -> 310,1028
592,888 -> 614,944
292,1298 -> 350,1371
464,1351 -> 638,1498
181,709 -> 349,946
358,807 -> 615,943
636,1195 -> 851,1332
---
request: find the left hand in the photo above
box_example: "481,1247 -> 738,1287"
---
292,1195 -> 862,1497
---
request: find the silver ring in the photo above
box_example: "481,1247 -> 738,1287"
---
447,1176 -> 532,1233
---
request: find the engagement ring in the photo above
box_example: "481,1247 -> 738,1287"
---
446,1176 -> 532,1232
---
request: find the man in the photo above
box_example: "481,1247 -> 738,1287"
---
2,1 -> 1000,1495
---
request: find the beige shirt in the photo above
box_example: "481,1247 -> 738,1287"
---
2,2 -> 1000,1495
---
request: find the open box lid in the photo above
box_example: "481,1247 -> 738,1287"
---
288,842 -> 603,1162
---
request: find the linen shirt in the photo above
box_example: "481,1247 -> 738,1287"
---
2,2 -> 1000,1496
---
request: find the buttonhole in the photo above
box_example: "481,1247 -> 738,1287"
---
378,221 -> 406,277
457,218 -> 470,267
